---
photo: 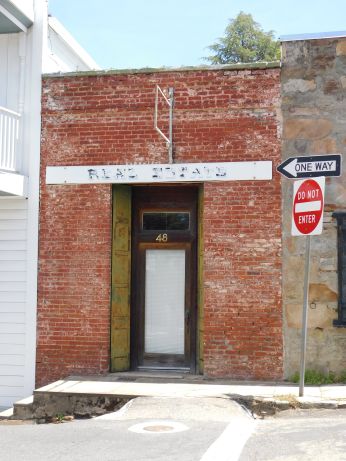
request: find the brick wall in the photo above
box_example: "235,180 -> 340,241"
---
38,66 -> 283,386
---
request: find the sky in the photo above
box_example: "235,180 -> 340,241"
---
49,0 -> 346,70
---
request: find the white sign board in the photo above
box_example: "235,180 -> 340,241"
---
291,177 -> 325,236
46,161 -> 272,185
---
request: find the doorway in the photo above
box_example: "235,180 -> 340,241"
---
131,186 -> 198,372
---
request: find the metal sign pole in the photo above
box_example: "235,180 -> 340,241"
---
299,235 -> 311,397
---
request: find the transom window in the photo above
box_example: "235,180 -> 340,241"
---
142,212 -> 190,231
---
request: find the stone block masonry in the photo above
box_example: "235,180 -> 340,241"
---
38,65 -> 283,386
281,37 -> 346,377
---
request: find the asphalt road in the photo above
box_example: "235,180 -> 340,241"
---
240,408 -> 346,461
2,400 -> 346,461
0,397 -> 254,461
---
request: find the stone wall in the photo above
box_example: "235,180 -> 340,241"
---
281,38 -> 346,377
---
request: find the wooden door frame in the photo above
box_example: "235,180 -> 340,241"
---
110,185 -> 132,372
130,185 -> 198,372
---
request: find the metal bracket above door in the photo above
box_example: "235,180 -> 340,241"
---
154,86 -> 174,163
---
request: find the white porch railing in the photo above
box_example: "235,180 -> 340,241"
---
0,106 -> 21,172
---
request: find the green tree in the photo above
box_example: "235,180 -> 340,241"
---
205,12 -> 280,64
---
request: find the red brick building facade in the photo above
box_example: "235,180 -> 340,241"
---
37,65 -> 283,386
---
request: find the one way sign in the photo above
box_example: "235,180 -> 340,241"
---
277,154 -> 341,179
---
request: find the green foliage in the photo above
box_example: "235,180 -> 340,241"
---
205,12 -> 280,64
291,369 -> 337,385
338,370 -> 346,383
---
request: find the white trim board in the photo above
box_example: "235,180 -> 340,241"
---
46,161 -> 273,185
0,171 -> 28,197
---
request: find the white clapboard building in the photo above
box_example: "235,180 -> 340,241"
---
0,0 -> 99,408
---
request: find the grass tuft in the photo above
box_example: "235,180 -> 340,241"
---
291,369 -> 337,385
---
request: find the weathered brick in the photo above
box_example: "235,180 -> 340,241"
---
37,67 -> 283,386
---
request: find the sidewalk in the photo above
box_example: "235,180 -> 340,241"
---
38,374 -> 346,399
36,372 -> 346,409
3,372 -> 346,421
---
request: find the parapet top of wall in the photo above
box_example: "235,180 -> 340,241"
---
42,61 -> 280,79
280,31 -> 346,42
281,35 -> 346,74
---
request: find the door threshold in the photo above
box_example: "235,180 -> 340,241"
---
137,366 -> 191,373
112,369 -> 196,382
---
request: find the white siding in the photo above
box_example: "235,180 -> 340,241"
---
43,18 -> 100,73
0,199 -> 27,407
0,34 -> 20,111
0,1 -> 98,410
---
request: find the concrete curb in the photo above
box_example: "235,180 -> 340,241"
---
233,395 -> 345,418
1,393 -> 346,422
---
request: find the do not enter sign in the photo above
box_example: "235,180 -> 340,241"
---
292,177 -> 325,236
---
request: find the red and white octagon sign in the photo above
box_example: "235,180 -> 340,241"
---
292,177 -> 325,236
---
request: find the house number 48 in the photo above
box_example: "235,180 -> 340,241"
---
155,233 -> 168,242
